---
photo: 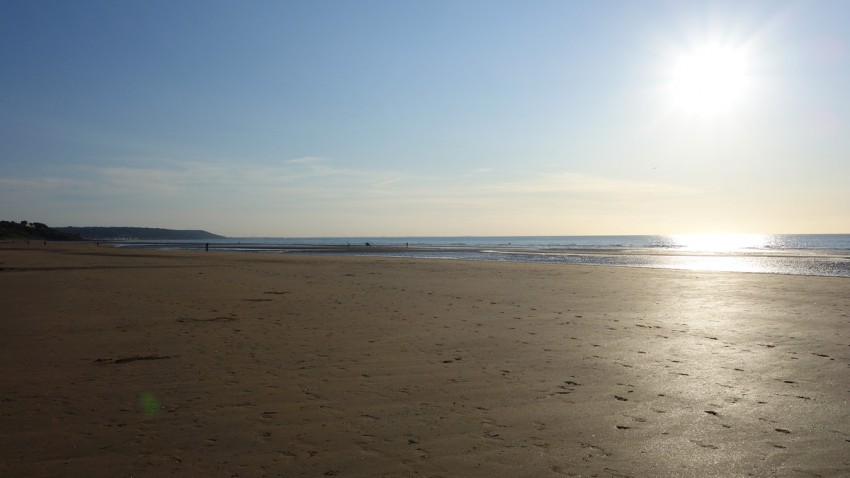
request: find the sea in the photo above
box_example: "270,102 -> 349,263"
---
115,234 -> 850,278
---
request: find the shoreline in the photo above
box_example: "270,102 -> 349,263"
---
1,243 -> 848,476
5,239 -> 850,278
111,241 -> 850,278
8,236 -> 850,258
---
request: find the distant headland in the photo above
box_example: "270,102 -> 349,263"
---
0,221 -> 82,241
0,221 -> 224,241
56,226 -> 225,240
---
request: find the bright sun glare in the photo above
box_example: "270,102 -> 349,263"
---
669,43 -> 751,116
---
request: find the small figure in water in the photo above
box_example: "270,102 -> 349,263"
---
365,242 -> 371,247
205,242 -> 209,252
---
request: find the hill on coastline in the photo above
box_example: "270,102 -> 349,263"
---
0,221 -> 83,241
56,226 -> 225,240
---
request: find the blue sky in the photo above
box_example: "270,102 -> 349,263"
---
2,0 -> 848,236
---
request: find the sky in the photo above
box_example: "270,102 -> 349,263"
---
1,0 -> 849,237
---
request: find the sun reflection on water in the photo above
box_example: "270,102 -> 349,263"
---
672,233 -> 768,253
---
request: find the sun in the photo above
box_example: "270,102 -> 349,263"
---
668,43 -> 751,117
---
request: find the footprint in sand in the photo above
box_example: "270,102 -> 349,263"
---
690,439 -> 719,449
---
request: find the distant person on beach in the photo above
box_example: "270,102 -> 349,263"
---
205,243 -> 209,252
365,242 -> 371,247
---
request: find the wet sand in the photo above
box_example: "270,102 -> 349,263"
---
1,243 -> 848,477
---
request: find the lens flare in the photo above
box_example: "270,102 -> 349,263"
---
140,392 -> 160,417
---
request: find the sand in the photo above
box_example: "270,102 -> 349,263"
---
0,243 -> 848,477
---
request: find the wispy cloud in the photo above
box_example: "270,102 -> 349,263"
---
0,177 -> 87,191
482,172 -> 698,198
285,156 -> 326,165
3,157 -> 698,204
0,156 -> 702,235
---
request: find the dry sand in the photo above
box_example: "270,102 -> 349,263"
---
0,243 -> 848,477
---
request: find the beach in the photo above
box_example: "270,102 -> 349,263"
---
1,243 -> 848,477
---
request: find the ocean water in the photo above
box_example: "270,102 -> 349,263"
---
116,234 -> 850,278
